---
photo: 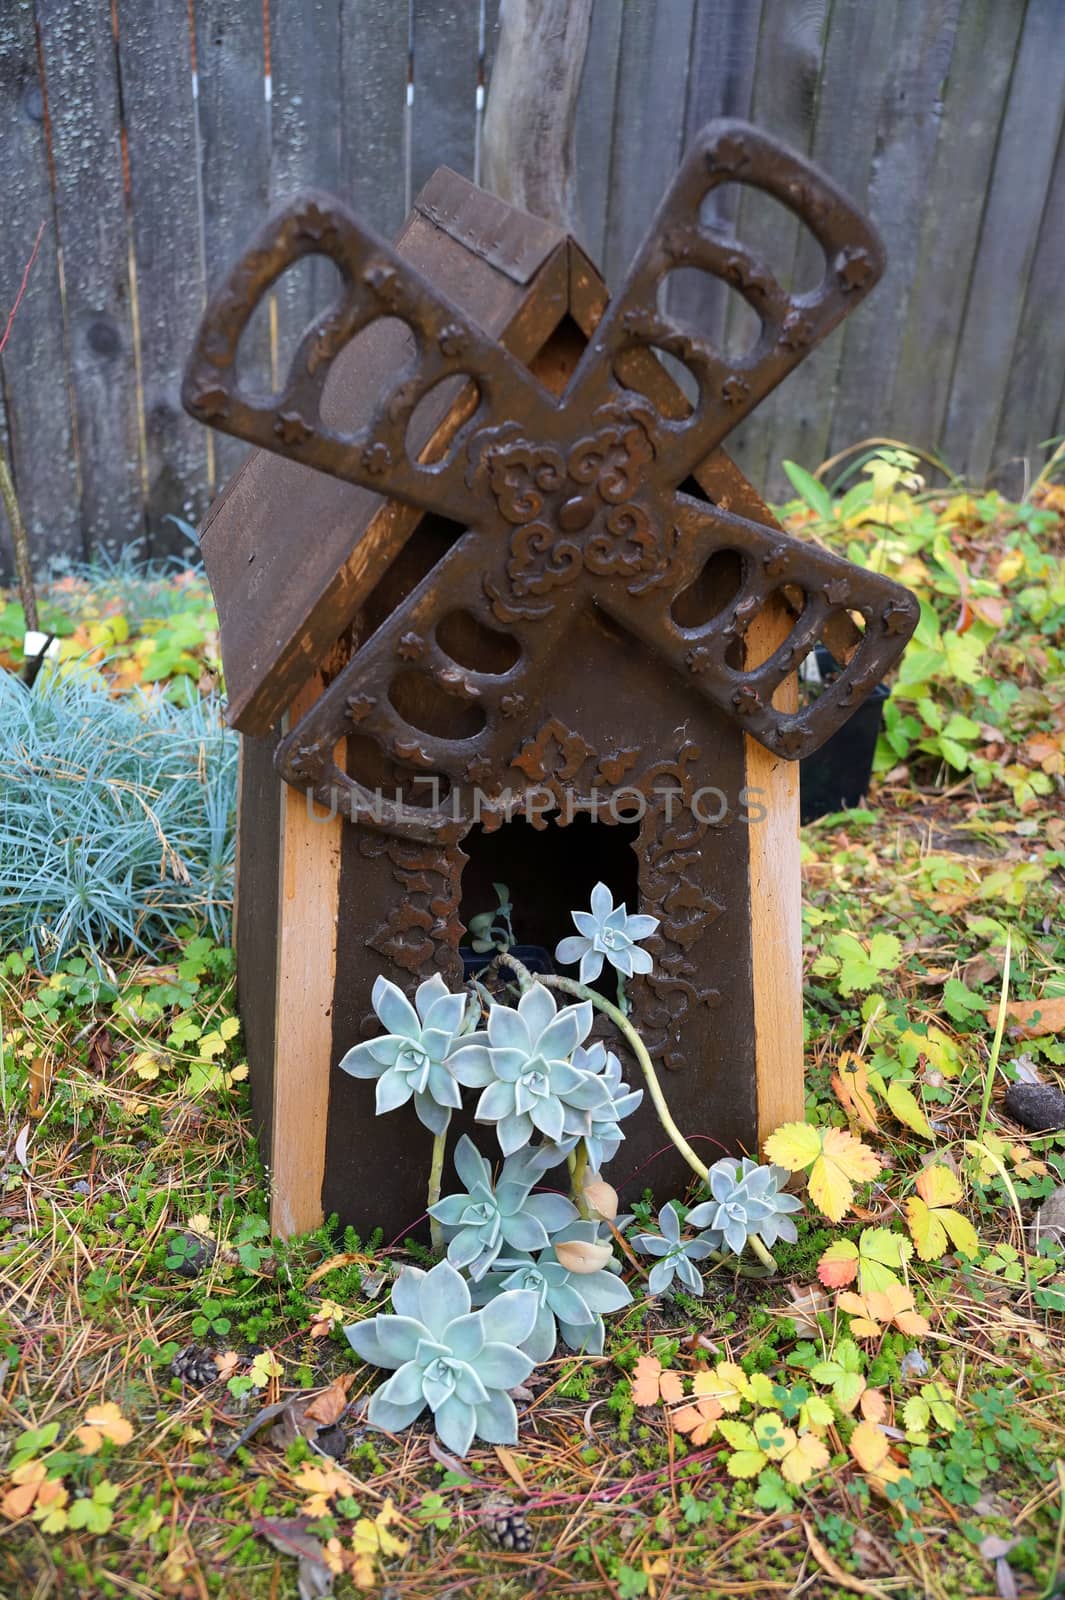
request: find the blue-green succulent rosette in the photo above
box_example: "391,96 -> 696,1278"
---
555,880 -> 659,983
471,1223 -> 633,1360
631,1200 -> 717,1296
428,1134 -> 579,1281
686,1156 -> 802,1253
449,981 -> 614,1154
346,1259 -> 538,1456
552,1042 -> 644,1170
337,973 -> 473,1135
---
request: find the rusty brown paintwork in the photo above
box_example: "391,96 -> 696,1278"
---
184,121 -> 917,845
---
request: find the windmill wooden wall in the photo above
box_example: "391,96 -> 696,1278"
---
2,0 -> 1063,576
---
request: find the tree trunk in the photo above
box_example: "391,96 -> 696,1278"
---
481,0 -> 593,235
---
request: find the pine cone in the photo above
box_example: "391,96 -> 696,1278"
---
481,1493 -> 532,1552
171,1345 -> 220,1386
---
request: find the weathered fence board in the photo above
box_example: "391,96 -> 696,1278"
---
338,0 -> 410,238
826,0 -> 963,460
195,0 -> 269,488
721,0 -> 829,491
3,0 -> 1065,579
0,2 -> 81,568
996,114 -> 1065,481
116,0 -> 209,548
889,0 -> 1026,473
36,0 -> 144,556
601,0 -> 695,291
762,0 -> 901,481
940,0 -> 1065,485
410,2 -> 480,201
669,0 -> 763,356
267,0 -> 343,375
572,0 -> 623,265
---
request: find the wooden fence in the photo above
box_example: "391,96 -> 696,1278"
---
2,0 -> 1064,575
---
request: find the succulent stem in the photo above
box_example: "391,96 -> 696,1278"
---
539,968 -> 712,1183
570,1140 -> 590,1218
428,1128 -> 447,1254
744,1231 -> 777,1272
496,951 -> 778,1274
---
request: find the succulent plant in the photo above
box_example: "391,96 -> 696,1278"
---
428,1135 -> 579,1281
471,1223 -> 633,1361
555,1042 -> 643,1168
686,1157 -> 802,1254
345,1260 -> 538,1457
337,973 -> 472,1136
555,881 -> 659,984
631,1201 -> 717,1296
449,982 -> 612,1154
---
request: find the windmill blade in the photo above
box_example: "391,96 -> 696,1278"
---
598,494 -> 918,762
566,120 -> 884,489
182,191 -> 557,526
273,518 -> 577,839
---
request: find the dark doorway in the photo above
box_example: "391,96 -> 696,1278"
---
459,811 -> 641,987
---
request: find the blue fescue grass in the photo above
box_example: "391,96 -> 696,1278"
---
0,663 -> 236,965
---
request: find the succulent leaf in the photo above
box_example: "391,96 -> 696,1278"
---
346,1261 -> 537,1457
447,984 -> 611,1158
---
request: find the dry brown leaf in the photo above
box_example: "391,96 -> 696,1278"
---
778,1281 -> 832,1336
671,1394 -> 721,1445
631,1356 -> 684,1407
493,1446 -> 528,1494
987,995 -> 1065,1039
27,1056 -> 51,1118
831,1052 -> 879,1133
860,1388 -> 888,1423
304,1253 -> 368,1289
74,1402 -> 134,1454
304,1375 -> 356,1427
849,1420 -> 891,1473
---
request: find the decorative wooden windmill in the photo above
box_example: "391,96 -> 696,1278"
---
184,121 -> 917,1238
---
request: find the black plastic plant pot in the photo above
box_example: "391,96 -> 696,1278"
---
800,646 -> 890,824
460,943 -> 555,983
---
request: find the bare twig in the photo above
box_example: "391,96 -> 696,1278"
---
0,220 -> 46,360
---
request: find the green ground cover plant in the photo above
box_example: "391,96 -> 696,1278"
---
0,459 -> 1062,1598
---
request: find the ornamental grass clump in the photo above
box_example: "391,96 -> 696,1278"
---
0,666 -> 235,964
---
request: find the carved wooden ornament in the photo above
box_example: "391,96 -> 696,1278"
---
184,123 -> 918,1236
184,121 -> 917,840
